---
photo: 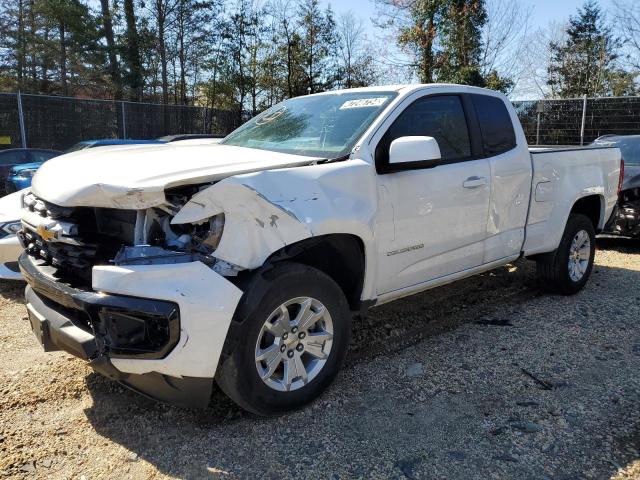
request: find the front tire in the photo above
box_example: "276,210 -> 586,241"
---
216,262 -> 351,415
536,213 -> 596,295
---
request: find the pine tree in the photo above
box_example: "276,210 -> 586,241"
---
547,0 -> 635,97
437,0 -> 486,85
297,0 -> 338,93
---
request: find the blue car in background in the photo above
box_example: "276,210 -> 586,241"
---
4,139 -> 165,193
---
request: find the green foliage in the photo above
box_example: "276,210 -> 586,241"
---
379,0 -> 513,91
1,0 -> 637,113
547,0 -> 636,97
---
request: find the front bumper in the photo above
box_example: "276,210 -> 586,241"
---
20,253 -> 243,408
0,235 -> 23,280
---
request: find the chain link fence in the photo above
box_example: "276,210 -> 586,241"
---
3,92 -> 640,151
0,92 -> 242,151
512,96 -> 640,146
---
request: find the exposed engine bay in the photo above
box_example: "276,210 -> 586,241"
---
19,185 -> 241,287
606,187 -> 640,238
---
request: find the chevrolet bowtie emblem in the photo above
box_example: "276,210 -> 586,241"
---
37,224 -> 57,241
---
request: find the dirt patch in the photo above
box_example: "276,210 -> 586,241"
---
1,239 -> 639,479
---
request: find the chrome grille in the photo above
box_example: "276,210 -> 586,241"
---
21,193 -> 136,281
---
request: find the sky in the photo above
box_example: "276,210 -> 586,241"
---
321,0 -> 617,33
319,0 -> 619,98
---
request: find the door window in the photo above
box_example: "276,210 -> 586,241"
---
470,94 -> 517,156
376,95 -> 472,172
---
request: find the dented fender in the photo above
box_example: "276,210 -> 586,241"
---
172,183 -> 312,269
171,160 -> 379,294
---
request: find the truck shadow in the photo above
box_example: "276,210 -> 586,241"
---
0,279 -> 25,303
597,236 -> 639,254
82,251 -> 640,479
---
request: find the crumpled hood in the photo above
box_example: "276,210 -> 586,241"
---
31,143 -> 319,209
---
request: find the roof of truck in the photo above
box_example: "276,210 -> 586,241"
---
311,83 -> 505,96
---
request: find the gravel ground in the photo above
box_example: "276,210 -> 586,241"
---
1,239 -> 639,480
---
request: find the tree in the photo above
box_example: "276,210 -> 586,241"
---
122,0 -> 144,100
375,0 -> 446,83
99,0 -> 121,98
478,0 -> 531,95
437,0 -> 489,86
336,11 -> 377,88
37,0 -> 103,96
613,0 -> 640,73
374,0 -> 511,90
547,1 -> 635,97
297,0 -> 337,93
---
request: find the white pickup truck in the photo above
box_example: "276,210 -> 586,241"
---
18,84 -> 622,415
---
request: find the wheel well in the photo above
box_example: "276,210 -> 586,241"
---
265,234 -> 366,312
570,195 -> 602,231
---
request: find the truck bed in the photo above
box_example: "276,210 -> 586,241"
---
523,145 -> 621,256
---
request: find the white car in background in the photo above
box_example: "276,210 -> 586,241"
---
0,190 -> 25,280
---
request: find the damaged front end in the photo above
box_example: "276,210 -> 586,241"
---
19,186 -> 243,283
605,187 -> 640,238
18,185 -> 253,407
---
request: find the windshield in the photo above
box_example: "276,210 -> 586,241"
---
221,91 -> 398,158
595,137 -> 640,165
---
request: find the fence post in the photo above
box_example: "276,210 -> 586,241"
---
16,91 -> 27,148
535,100 -> 545,146
121,101 -> 127,139
580,94 -> 587,146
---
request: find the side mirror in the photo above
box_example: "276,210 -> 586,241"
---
389,136 -> 441,167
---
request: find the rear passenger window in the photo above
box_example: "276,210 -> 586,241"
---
375,95 -> 471,171
471,95 -> 516,156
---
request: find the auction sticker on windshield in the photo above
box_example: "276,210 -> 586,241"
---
339,98 -> 389,109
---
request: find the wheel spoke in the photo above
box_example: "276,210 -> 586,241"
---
578,260 -> 587,274
306,331 -> 333,344
305,342 -> 328,360
260,351 -> 282,380
283,359 -> 296,390
265,306 -> 290,337
578,246 -> 590,259
293,355 -> 308,385
295,298 -> 319,331
256,344 -> 280,363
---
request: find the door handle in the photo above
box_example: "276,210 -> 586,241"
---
463,176 -> 488,189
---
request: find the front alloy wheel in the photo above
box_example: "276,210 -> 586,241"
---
216,262 -> 351,415
255,297 -> 333,392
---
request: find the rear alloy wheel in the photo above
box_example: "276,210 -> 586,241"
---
536,213 -> 596,295
567,229 -> 591,282
216,262 -> 351,415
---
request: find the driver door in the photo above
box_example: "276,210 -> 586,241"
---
375,94 -> 491,295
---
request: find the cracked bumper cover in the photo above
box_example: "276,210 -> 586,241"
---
19,253 -> 243,408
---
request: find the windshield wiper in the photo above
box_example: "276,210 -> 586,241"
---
318,153 -> 351,164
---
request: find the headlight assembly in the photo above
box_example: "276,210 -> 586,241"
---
192,214 -> 225,253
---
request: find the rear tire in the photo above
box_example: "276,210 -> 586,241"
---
216,262 -> 351,416
536,213 -> 596,295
